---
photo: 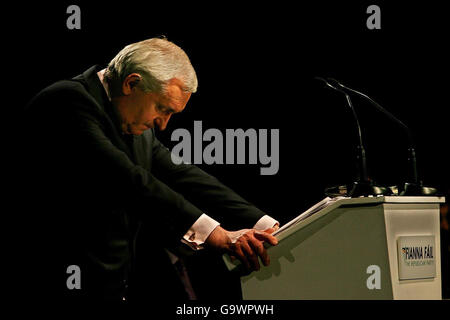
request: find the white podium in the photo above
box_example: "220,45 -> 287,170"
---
224,196 -> 445,299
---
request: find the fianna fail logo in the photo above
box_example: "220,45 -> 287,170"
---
397,236 -> 436,280
401,244 -> 434,267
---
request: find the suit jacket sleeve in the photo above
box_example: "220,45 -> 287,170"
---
150,132 -> 267,230
25,84 -> 204,239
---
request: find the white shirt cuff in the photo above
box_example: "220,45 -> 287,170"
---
253,215 -> 279,231
182,213 -> 220,250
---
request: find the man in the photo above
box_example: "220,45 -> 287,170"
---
23,38 -> 278,302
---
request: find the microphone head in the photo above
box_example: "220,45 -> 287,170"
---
326,78 -> 345,89
314,76 -> 327,82
314,76 -> 340,91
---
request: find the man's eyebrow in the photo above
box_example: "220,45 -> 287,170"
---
159,104 -> 177,113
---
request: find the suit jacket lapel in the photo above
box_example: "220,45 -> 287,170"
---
76,65 -> 135,160
76,65 -> 154,168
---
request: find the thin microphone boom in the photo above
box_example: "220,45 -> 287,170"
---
327,78 -> 437,196
315,77 -> 364,153
315,77 -> 390,197
327,78 -> 414,147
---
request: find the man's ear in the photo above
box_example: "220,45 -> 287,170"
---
122,73 -> 142,95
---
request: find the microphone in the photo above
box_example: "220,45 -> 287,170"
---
315,77 -> 391,197
327,78 -> 437,196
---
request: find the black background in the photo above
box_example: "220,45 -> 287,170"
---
7,0 -> 449,309
12,1 -> 448,223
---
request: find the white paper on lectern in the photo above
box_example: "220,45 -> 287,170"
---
273,196 -> 347,237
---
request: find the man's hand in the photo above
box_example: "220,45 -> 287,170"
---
205,225 -> 278,272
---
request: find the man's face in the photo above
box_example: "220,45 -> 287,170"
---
117,78 -> 191,135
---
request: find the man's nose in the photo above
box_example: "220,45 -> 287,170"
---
155,115 -> 171,131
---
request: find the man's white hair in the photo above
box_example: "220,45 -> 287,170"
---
104,37 -> 198,97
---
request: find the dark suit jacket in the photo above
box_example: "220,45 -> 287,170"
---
22,65 -> 265,302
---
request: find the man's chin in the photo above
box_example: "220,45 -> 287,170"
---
130,125 -> 151,136
131,130 -> 145,136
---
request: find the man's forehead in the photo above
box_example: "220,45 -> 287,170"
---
160,82 -> 191,111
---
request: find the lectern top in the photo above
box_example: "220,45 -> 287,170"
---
272,196 -> 445,242
382,196 -> 445,203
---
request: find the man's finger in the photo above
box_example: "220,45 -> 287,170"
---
264,224 -> 279,234
234,243 -> 251,271
240,239 -> 260,271
248,235 -> 269,267
254,230 -> 278,246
